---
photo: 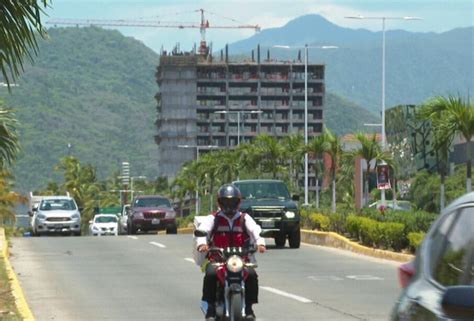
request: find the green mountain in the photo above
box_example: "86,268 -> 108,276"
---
230,14 -> 473,114
1,27 -> 375,192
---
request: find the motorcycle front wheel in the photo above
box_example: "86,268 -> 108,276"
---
229,293 -> 243,321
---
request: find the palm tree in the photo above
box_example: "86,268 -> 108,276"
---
353,132 -> 382,207
0,103 -> 20,168
322,128 -> 342,213
306,134 -> 326,209
423,95 -> 474,192
252,134 -> 286,178
1,0 -> 48,87
418,103 -> 455,210
283,134 -> 304,192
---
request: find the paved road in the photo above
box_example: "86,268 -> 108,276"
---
10,234 -> 401,321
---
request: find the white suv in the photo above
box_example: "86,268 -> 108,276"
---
32,196 -> 82,236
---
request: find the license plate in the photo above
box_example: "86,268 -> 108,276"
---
261,220 -> 274,228
152,218 -> 160,225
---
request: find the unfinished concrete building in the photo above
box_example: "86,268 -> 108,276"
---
155,46 -> 326,181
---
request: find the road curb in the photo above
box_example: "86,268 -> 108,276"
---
301,229 -> 414,263
178,226 -> 413,262
0,228 -> 35,320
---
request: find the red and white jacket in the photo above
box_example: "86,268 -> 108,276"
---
195,211 -> 265,251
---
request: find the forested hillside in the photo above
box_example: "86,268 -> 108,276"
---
1,27 -> 375,192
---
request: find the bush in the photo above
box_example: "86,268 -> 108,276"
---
309,213 -> 330,231
177,214 -> 195,228
345,215 -> 362,240
328,212 -> 346,234
408,232 -> 425,252
380,222 -> 406,251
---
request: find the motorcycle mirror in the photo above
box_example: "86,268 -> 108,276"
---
194,229 -> 208,237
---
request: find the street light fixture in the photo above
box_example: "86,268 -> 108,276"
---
214,110 -> 263,146
346,15 -> 421,206
273,44 -> 338,206
177,144 -> 219,215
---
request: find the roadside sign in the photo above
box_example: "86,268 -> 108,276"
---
377,163 -> 391,190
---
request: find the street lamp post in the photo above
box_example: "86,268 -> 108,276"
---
178,144 -> 218,215
273,44 -> 337,206
214,110 -> 263,146
346,15 -> 421,206
130,176 -> 147,203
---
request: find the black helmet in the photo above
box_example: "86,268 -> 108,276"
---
217,184 -> 241,216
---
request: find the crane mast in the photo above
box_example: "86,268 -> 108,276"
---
47,9 -> 260,55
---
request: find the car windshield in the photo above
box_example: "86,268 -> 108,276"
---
95,216 -> 117,223
235,182 -> 290,199
40,199 -> 76,211
134,197 -> 171,208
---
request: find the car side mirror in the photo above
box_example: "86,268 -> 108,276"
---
292,194 -> 300,201
442,286 -> 474,318
28,211 -> 33,217
79,207 -> 84,212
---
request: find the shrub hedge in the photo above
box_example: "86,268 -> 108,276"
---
302,207 -> 436,253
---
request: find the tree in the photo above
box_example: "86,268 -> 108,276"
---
322,128 -> 342,213
283,134 -> 304,192
306,134 -> 326,209
354,132 -> 382,207
0,102 -> 20,169
418,103 -> 455,210
423,96 -> 474,192
252,134 -> 286,178
0,170 -> 26,226
1,0 -> 49,87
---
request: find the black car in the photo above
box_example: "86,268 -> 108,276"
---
233,179 -> 300,248
391,192 -> 474,320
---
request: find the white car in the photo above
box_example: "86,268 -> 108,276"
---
31,196 -> 82,236
89,214 -> 119,236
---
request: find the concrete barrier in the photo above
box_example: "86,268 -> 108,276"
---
301,229 -> 414,263
0,228 -> 35,320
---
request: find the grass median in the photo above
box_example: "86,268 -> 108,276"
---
0,255 -> 21,320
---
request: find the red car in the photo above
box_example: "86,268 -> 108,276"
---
127,195 -> 177,234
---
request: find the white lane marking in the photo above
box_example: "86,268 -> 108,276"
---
346,275 -> 384,281
127,236 -> 138,240
185,258 -> 195,263
260,286 -> 312,303
149,241 -> 166,248
308,275 -> 344,281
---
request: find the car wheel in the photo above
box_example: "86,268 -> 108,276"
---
166,225 -> 178,234
274,234 -> 286,247
288,227 -> 301,249
130,224 -> 137,235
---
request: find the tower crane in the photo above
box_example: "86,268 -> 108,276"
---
47,9 -> 261,55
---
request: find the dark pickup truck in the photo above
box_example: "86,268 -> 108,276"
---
233,179 -> 300,248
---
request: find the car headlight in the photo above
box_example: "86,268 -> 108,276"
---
92,225 -> 99,231
37,213 -> 47,220
226,255 -> 244,273
285,211 -> 296,219
165,211 -> 176,219
133,212 -> 144,219
71,213 -> 80,220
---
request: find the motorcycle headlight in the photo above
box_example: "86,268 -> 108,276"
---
285,211 -> 296,219
226,255 -> 244,273
165,211 -> 176,219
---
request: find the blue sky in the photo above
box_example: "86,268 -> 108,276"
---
44,0 -> 474,53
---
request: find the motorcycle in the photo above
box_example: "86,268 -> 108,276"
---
195,229 -> 258,321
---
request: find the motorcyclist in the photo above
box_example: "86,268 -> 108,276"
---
196,184 -> 266,321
